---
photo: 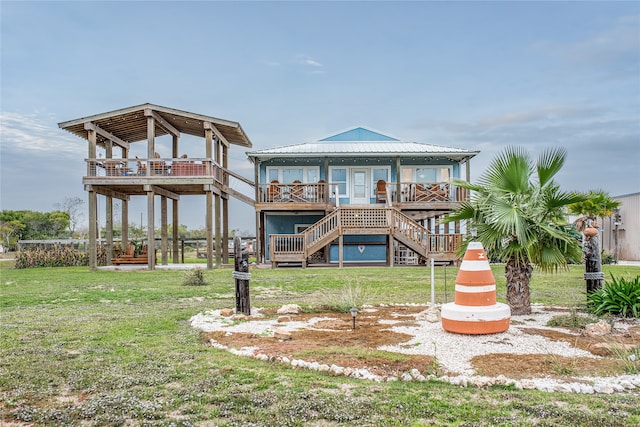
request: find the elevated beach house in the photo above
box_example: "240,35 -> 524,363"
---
247,127 -> 479,267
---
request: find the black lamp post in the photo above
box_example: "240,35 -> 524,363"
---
350,307 -> 359,330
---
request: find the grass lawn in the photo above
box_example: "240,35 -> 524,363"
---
1,261 -> 639,426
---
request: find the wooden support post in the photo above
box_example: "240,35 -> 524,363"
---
147,191 -> 155,270
88,190 -> 97,270
87,127 -> 97,269
206,191 -> 213,270
339,234 -> 344,268
146,114 -> 156,270
222,144 -> 229,264
466,158 -> 471,183
254,160 -> 262,262
122,200 -> 129,252
172,199 -> 179,263
223,197 -> 229,264
106,196 -> 113,266
234,236 -> 251,315
396,156 -> 401,204
161,196 -> 168,265
323,156 -> 330,203
215,194 -> 222,267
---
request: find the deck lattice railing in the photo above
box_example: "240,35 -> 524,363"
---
258,182 -> 338,204
340,207 -> 390,229
386,182 -> 468,203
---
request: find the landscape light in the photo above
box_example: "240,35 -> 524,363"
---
350,307 -> 359,330
470,227 -> 478,240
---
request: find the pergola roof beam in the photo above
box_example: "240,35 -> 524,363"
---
144,108 -> 180,138
204,121 -> 229,147
84,122 -> 130,150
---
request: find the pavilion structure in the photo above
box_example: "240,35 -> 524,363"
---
59,103 -> 253,270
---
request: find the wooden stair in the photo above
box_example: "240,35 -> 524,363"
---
270,206 -> 460,266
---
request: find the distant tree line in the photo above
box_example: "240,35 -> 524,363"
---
0,210 -> 71,250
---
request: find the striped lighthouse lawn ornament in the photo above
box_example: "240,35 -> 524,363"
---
441,241 -> 511,334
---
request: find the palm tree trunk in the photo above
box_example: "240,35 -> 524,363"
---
505,259 -> 532,315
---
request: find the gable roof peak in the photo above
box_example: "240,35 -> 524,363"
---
319,126 -> 400,142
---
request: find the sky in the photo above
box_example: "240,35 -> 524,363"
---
1,1 -> 639,234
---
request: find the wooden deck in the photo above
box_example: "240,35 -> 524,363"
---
255,181 -> 467,212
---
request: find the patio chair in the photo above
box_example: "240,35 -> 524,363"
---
267,180 -> 281,202
376,180 -> 387,203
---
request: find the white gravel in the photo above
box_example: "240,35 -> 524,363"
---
190,304 -> 640,394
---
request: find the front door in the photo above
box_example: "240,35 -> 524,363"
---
351,169 -> 369,204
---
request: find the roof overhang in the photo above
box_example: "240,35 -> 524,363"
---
59,103 -> 252,148
247,142 -> 479,163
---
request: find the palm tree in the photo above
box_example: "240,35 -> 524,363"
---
446,146 -> 586,315
569,190 -> 620,231
569,190 -> 621,292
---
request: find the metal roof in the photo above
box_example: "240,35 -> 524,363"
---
247,127 -> 478,161
58,103 -> 252,148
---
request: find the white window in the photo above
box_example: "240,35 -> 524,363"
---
330,167 -> 347,196
266,166 -> 320,183
371,167 -> 391,196
402,166 -> 451,183
267,168 -> 279,182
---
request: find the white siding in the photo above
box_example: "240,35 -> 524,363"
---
602,193 -> 640,262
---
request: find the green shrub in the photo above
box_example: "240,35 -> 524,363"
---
601,251 -> 615,265
14,245 -> 108,269
318,280 -> 377,313
183,268 -> 208,286
587,274 -> 640,318
546,309 -> 598,329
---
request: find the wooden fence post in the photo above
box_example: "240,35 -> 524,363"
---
233,236 -> 251,315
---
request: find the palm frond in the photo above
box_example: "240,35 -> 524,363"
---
536,147 -> 566,187
479,146 -> 532,194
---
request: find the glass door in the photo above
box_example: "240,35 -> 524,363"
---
350,169 -> 369,204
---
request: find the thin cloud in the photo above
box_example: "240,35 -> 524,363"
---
1,111 -> 81,157
297,55 -> 323,68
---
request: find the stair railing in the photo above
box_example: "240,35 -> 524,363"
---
391,209 -> 430,252
304,209 -> 340,254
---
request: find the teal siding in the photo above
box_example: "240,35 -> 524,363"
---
329,235 -> 387,263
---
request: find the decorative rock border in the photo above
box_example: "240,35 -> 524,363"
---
206,337 -> 640,394
195,304 -> 640,395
